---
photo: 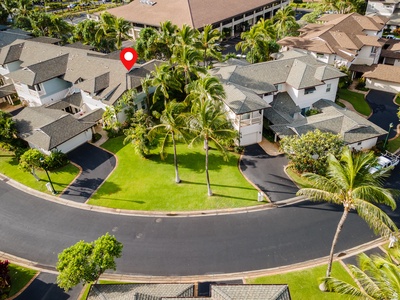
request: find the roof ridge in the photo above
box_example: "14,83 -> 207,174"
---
186,0 -> 196,28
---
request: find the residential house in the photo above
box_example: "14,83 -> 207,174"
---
366,0 -> 400,30
210,50 -> 345,146
0,39 -> 161,153
103,0 -> 289,39
212,50 -> 385,149
363,64 -> 400,93
87,283 -> 291,300
278,13 -> 388,72
380,39 -> 400,66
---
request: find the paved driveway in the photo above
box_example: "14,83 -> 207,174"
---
60,143 -> 116,203
366,90 -> 398,139
240,144 -> 298,202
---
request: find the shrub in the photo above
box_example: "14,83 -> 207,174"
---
44,150 -> 69,170
356,78 -> 368,91
0,260 -> 11,300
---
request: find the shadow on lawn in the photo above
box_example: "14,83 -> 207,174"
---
182,180 -> 255,191
148,150 -> 238,173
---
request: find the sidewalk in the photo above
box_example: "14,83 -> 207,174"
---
258,137 -> 283,156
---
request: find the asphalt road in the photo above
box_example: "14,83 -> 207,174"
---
0,180 -> 381,277
366,90 -> 398,139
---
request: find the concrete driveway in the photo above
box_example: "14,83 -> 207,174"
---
366,90 -> 398,139
60,143 -> 116,203
240,144 -> 298,202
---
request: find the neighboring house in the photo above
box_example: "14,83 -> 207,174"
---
0,39 -> 161,153
87,283 -> 291,300
211,50 -> 345,146
266,99 -> 387,151
103,0 -> 289,39
380,39 -> 400,66
278,13 -> 388,70
366,0 -> 400,30
13,106 -> 97,154
363,64 -> 400,93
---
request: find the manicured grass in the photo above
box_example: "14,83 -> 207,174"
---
0,149 -> 80,195
8,263 -> 37,297
89,136 -> 261,211
285,166 -> 313,188
387,135 -> 400,153
337,89 -> 371,116
247,262 -> 357,300
79,284 -> 91,300
395,95 -> 400,105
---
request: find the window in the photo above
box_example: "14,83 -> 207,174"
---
35,84 -> 42,92
274,84 -> 283,91
304,87 -> 316,95
316,53 -> 324,58
371,46 -> 377,54
326,83 -> 331,92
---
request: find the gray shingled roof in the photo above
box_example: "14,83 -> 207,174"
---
222,83 -> 270,114
87,283 -> 194,300
13,106 -> 94,151
0,83 -> 16,98
0,43 -> 24,64
0,29 -> 31,48
211,284 -> 290,300
128,60 -> 163,88
46,93 -> 83,110
8,54 -> 69,85
79,108 -> 105,123
268,99 -> 386,144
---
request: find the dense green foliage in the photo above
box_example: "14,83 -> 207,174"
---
280,129 -> 344,175
56,233 -> 123,291
298,147 -> 397,279
0,260 -> 11,300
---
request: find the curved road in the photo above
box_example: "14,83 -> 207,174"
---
0,180 -> 380,277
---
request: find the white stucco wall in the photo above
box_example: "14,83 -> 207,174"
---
365,78 -> 400,94
348,137 -> 378,151
54,129 -> 92,153
239,123 -> 263,146
353,46 -> 379,65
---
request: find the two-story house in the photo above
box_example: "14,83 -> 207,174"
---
366,0 -> 400,30
0,39 -> 160,153
278,13 -> 388,72
211,50 -> 386,149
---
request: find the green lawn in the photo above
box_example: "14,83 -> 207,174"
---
0,150 -> 80,195
247,262 -> 358,300
337,89 -> 371,116
8,263 -> 37,297
89,136 -> 261,211
387,135 -> 400,153
285,166 -> 313,188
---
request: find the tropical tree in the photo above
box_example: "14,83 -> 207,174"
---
273,6 -> 299,39
198,24 -> 222,67
236,26 -> 270,63
175,24 -> 198,47
0,0 -> 17,21
56,233 -> 123,291
186,97 -> 237,196
280,129 -> 344,175
171,45 -> 205,84
149,101 -> 188,183
323,0 -> 366,14
185,74 -> 226,105
18,148 -> 45,181
297,147 -> 398,283
323,249 -> 400,299
96,12 -> 131,51
157,20 -> 178,60
134,27 -> 160,60
0,110 -> 17,144
29,12 -> 72,41
144,63 -> 182,106
70,19 -> 99,48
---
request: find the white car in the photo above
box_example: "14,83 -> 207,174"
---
369,151 -> 400,174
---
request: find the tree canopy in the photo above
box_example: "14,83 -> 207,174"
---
56,233 -> 123,291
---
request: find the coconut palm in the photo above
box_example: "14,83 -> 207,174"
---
198,24 -> 222,67
175,24 -> 198,47
297,147 -> 398,281
148,101 -> 188,183
96,12 -> 131,51
0,0 -> 17,21
186,97 -> 237,196
254,18 -> 276,40
157,20 -> 178,60
171,45 -> 205,84
144,63 -> 182,106
273,6 -> 298,39
323,249 -> 400,299
185,74 -> 225,105
236,26 -> 269,63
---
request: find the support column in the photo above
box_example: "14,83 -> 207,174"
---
231,17 -> 235,37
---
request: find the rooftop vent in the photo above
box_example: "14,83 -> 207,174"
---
140,0 -> 156,5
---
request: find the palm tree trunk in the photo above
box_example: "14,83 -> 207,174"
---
203,48 -> 207,68
172,133 -> 181,183
326,208 -> 349,278
205,138 -> 212,196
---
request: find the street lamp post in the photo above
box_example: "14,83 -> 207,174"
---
383,123 -> 394,149
40,158 -> 56,195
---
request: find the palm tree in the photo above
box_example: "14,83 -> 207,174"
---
175,24 -> 198,47
297,147 -> 398,282
198,24 -> 222,67
144,63 -> 182,106
171,45 -> 205,84
148,101 -> 188,183
185,74 -> 225,105
186,97 -> 237,196
236,26 -> 269,63
157,21 -> 178,60
96,12 -> 131,51
0,0 -> 17,21
254,18 -> 276,40
273,6 -> 298,39
323,249 -> 400,299
71,19 -> 99,47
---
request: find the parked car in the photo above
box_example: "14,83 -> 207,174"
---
385,35 -> 399,40
67,3 -> 77,8
369,151 -> 400,174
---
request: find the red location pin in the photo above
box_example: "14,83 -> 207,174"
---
120,48 -> 138,70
